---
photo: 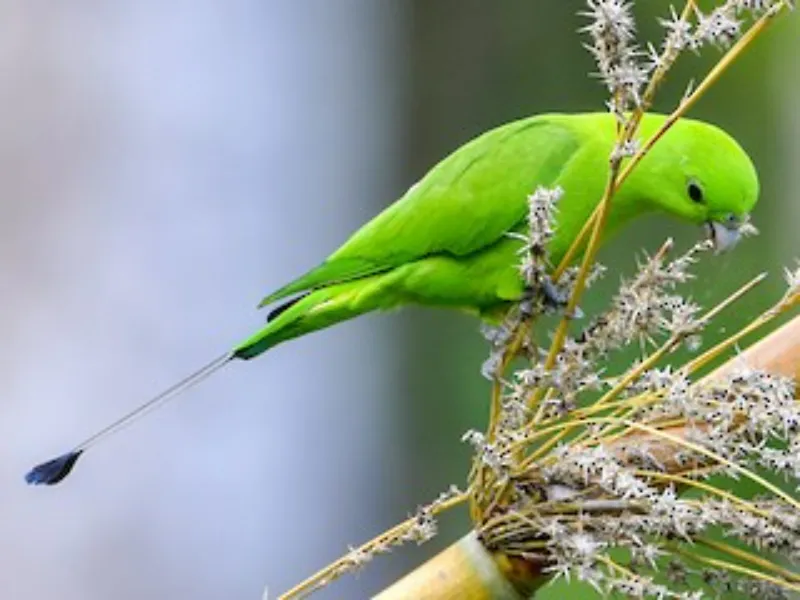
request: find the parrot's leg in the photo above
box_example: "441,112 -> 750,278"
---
542,277 -> 569,307
540,277 -> 584,319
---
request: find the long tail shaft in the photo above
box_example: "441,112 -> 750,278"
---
26,352 -> 234,485
27,272 -> 404,486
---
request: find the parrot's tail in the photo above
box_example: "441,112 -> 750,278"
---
25,272 -> 403,485
26,276 -> 399,485
233,273 -> 401,360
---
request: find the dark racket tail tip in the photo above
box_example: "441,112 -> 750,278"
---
25,450 -> 84,485
23,352 -> 233,487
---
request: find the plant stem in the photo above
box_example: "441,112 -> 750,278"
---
374,532 -> 531,600
368,314 -> 800,598
552,5 -> 785,282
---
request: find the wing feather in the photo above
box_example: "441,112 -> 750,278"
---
259,114 -> 580,308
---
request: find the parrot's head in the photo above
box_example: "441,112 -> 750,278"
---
636,115 -> 760,254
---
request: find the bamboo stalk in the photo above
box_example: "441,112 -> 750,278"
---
708,314 -> 800,382
615,314 -> 800,471
374,314 -> 800,598
373,532 -> 534,600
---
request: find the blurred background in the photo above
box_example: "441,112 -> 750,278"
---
1,1 -> 797,598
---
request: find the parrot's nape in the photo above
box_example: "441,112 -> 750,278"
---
26,112 -> 759,486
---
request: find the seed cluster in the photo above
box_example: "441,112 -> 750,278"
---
281,3 -> 797,598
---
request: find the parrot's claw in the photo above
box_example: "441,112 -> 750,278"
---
535,278 -> 584,320
542,278 -> 569,306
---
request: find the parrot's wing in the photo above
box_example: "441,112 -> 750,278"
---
259,115 -> 580,308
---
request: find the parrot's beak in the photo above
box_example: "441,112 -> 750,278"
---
704,214 -> 751,254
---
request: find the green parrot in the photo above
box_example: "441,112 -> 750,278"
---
27,112 -> 759,485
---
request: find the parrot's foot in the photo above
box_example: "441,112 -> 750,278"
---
542,277 -> 569,306
525,278 -> 583,319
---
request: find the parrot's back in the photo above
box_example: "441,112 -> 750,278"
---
258,115 -> 596,307
235,114 -> 614,358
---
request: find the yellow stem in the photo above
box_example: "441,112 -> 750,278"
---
686,294 -> 798,376
279,492 -> 468,600
553,6 -> 782,282
697,537 -> 800,584
565,271 -> 767,448
674,546 -> 800,593
616,420 -> 800,512
488,318 -> 531,441
633,470 -> 772,520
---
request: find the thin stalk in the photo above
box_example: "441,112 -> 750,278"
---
697,537 -> 800,584
553,6 -> 784,281
279,492 -> 468,600
686,292 -> 798,376
673,545 -> 800,593
633,470 -> 772,520
530,271 -> 766,459
616,419 -> 800,511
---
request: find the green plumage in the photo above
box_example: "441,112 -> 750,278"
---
234,113 -> 759,359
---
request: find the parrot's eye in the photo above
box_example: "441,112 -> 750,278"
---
687,180 -> 704,203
